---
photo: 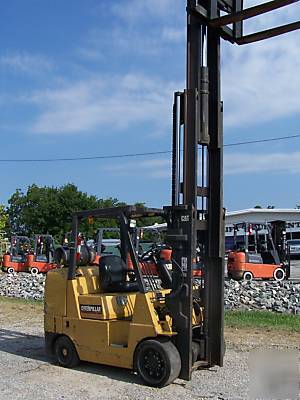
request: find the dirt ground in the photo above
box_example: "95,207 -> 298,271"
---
0,300 -> 299,400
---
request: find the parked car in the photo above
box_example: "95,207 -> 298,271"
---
287,239 -> 300,257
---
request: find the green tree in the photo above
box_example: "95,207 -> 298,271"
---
0,204 -> 8,232
7,184 -> 120,240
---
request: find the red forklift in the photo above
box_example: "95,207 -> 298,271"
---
95,226 -> 203,278
26,234 -> 57,274
2,236 -> 31,274
136,226 -> 204,278
91,226 -> 161,275
227,221 -> 290,281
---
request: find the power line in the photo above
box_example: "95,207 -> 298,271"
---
0,150 -> 171,163
223,133 -> 300,147
0,133 -> 299,163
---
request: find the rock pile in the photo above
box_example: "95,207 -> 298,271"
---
224,279 -> 300,314
0,272 -> 299,314
0,272 -> 45,301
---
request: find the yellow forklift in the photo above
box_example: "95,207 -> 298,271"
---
44,0 -> 300,387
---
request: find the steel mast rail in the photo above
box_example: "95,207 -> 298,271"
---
192,0 -> 300,43
166,0 -> 300,381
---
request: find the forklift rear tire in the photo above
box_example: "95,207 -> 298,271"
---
273,267 -> 285,281
243,271 -> 253,282
7,267 -> 15,274
135,339 -> 181,387
54,335 -> 80,368
31,267 -> 39,275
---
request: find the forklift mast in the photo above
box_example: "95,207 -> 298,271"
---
165,0 -> 300,380
34,234 -> 55,258
270,220 -> 290,264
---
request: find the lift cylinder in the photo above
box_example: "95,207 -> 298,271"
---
199,67 -> 210,145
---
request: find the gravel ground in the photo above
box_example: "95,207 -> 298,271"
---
0,301 -> 299,400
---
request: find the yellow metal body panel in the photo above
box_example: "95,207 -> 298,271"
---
44,268 -> 67,333
79,293 -> 136,320
75,266 -> 100,294
44,267 -> 177,369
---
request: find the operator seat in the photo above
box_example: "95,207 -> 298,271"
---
99,255 -> 139,293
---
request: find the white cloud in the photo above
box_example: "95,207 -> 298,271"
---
0,53 -> 53,75
100,150 -> 300,179
103,158 -> 171,178
76,0 -> 185,61
25,73 -> 181,134
162,27 -> 185,42
224,151 -> 300,175
111,0 -> 182,22
78,1 -> 300,130
3,3 -> 300,138
222,3 -> 300,127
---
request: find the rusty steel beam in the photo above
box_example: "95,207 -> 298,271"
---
210,0 -> 299,27
235,20 -> 300,44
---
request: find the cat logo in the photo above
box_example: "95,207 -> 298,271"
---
80,304 -> 103,320
181,215 -> 189,222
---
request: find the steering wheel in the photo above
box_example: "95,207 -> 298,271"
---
139,247 -> 154,261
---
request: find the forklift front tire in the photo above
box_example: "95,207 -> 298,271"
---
243,271 -> 253,282
7,267 -> 15,274
273,267 -> 285,281
135,339 -> 181,387
54,335 -> 80,368
31,267 -> 39,275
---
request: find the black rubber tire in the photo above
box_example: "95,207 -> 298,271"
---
30,267 -> 39,275
7,267 -> 15,274
192,341 -> 200,364
273,267 -> 285,281
54,335 -> 80,368
243,271 -> 253,282
135,339 -> 181,387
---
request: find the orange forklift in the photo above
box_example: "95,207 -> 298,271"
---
89,227 -> 166,276
227,221 -> 290,281
2,236 -> 30,274
26,234 -> 57,274
136,226 -> 203,278
95,226 -> 203,278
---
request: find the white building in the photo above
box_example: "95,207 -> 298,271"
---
145,208 -> 300,244
225,208 -> 300,245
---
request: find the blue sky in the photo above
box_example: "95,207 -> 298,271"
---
0,0 -> 300,211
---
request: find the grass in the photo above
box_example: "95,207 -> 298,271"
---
1,296 -> 299,332
225,310 -> 300,332
0,295 -> 43,307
